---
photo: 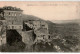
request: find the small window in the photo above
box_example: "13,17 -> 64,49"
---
43,36 -> 44,39
12,13 -> 14,16
19,26 -> 21,29
9,12 -> 10,15
48,36 -> 50,39
42,25 -> 45,26
8,7 -> 10,9
12,26 -> 14,29
15,14 -> 16,16
12,21 -> 13,24
8,26 -> 10,29
20,14 -> 21,16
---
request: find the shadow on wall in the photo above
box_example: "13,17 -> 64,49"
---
6,30 -> 22,45
23,22 -> 32,31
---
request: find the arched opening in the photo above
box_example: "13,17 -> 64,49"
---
6,29 -> 22,45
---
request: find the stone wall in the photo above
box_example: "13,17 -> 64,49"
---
0,20 -> 6,46
0,31 -> 6,45
2,33 -> 6,45
22,30 -> 34,45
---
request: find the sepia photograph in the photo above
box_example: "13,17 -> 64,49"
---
0,1 -> 80,52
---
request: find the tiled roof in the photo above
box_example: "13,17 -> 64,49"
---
2,6 -> 23,11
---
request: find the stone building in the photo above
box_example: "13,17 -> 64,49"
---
34,28 -> 49,42
2,6 -> 23,30
24,20 -> 49,42
0,6 -> 23,45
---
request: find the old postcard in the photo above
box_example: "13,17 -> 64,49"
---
0,1 -> 80,52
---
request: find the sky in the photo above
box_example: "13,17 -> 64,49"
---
0,1 -> 80,20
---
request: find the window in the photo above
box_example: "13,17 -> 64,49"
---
43,35 -> 45,39
12,21 -> 13,24
42,25 -> 45,26
12,12 -> 14,16
12,26 -> 14,29
43,36 -> 44,39
15,14 -> 16,16
20,14 -> 21,16
19,26 -> 21,29
8,26 -> 10,29
48,36 -> 50,39
8,7 -> 10,9
9,12 -> 10,16
15,19 -> 17,22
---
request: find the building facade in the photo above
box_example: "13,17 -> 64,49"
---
3,6 -> 23,30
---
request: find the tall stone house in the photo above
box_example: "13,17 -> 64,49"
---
3,6 -> 23,30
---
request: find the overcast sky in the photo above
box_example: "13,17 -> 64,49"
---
0,1 -> 80,20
